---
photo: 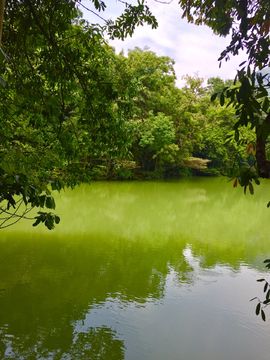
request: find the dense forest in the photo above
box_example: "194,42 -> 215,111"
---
80,47 -> 256,181
0,0 -> 269,229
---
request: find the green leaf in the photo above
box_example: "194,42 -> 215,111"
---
220,92 -> 225,106
257,279 -> 265,282
256,302 -> 261,315
256,89 -> 268,99
45,218 -> 54,230
262,98 -> 269,112
45,196 -> 56,210
211,92 -> 218,101
261,309 -> 266,321
39,195 -> 46,207
32,218 -> 41,227
239,61 -> 246,67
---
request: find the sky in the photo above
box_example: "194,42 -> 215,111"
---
80,0 -> 247,88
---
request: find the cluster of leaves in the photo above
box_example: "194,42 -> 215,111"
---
0,166 -> 62,229
232,167 -> 260,194
85,0 -> 158,40
251,259 -> 270,322
0,0 -> 140,229
107,0 -> 158,40
211,66 -> 269,193
211,67 -> 270,141
139,112 -> 178,169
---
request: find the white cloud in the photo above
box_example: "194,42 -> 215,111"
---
81,0 -> 247,87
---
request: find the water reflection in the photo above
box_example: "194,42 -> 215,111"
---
1,324 -> 124,359
0,233 -> 191,359
1,178 -> 270,359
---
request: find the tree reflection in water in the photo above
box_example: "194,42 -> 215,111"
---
1,323 -> 124,359
1,179 -> 270,359
0,232 -> 190,359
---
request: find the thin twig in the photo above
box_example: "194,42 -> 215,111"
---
77,2 -> 107,23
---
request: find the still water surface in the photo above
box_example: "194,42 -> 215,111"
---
1,178 -> 270,359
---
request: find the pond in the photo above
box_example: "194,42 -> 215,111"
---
1,177 -> 270,359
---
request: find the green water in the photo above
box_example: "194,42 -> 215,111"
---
1,178 -> 270,359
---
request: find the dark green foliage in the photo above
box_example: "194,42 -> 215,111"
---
182,0 -> 269,188
251,260 -> 270,321
0,0 -> 138,228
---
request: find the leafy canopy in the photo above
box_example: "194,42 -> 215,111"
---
0,0 -> 146,229
0,0 -> 269,229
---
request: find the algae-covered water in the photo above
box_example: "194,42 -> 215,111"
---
1,178 -> 270,359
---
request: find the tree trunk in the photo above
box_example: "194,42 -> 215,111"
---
82,156 -> 86,169
256,112 -> 270,178
0,0 -> 5,47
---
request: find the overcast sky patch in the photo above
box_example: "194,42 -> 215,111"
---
81,0 -> 247,87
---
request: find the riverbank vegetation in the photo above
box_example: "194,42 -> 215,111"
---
0,0 -> 269,229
